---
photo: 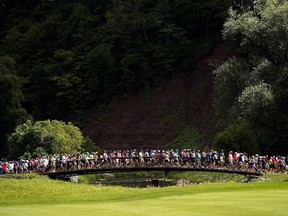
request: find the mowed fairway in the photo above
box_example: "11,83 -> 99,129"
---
0,174 -> 288,216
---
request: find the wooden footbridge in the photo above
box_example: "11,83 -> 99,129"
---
43,166 -> 263,180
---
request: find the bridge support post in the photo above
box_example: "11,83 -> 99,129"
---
47,174 -> 58,180
152,179 -> 159,187
164,170 -> 169,179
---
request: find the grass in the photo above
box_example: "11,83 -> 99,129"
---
77,171 -> 244,184
0,173 -> 288,216
167,171 -> 244,183
78,171 -> 165,183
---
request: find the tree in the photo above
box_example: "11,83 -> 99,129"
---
0,56 -> 28,158
0,0 -> 232,127
171,0 -> 233,38
8,119 -> 85,159
213,121 -> 259,155
100,0 -> 194,95
214,0 -> 288,154
87,44 -> 117,101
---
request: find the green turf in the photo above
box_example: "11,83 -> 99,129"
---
0,174 -> 288,216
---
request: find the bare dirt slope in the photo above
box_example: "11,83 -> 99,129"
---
82,42 -> 233,150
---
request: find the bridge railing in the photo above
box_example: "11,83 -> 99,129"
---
41,156 -> 272,175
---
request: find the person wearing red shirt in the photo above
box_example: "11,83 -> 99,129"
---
2,162 -> 8,174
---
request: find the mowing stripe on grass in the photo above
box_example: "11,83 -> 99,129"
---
0,189 -> 287,216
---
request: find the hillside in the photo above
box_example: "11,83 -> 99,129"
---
2,1 -> 287,158
0,0 -> 234,158
82,42 -> 233,150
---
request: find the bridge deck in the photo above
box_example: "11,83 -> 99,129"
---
43,167 -> 262,179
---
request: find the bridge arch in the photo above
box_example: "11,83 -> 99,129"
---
43,167 -> 262,180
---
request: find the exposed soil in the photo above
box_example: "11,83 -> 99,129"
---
82,41 -> 233,150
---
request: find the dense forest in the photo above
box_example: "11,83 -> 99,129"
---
0,0 -> 287,158
0,0 -> 233,158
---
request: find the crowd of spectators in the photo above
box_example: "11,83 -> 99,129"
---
0,149 -> 287,175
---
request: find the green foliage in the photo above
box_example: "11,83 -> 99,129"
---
214,0 -> 288,154
0,56 -> 28,158
0,0 -> 230,121
167,125 -> 202,150
223,0 -> 288,66
32,147 -> 48,158
21,146 -> 54,160
81,136 -> 99,153
237,82 -> 274,119
19,152 -> 32,161
213,121 -> 259,155
171,0 -> 233,38
78,172 -> 164,184
8,119 -> 84,159
213,57 -> 250,118
0,0 -> 233,157
87,44 -> 116,100
167,171 -> 243,184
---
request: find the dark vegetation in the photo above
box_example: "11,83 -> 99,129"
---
0,0 -> 287,158
213,0 -> 288,155
0,0 -> 232,158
